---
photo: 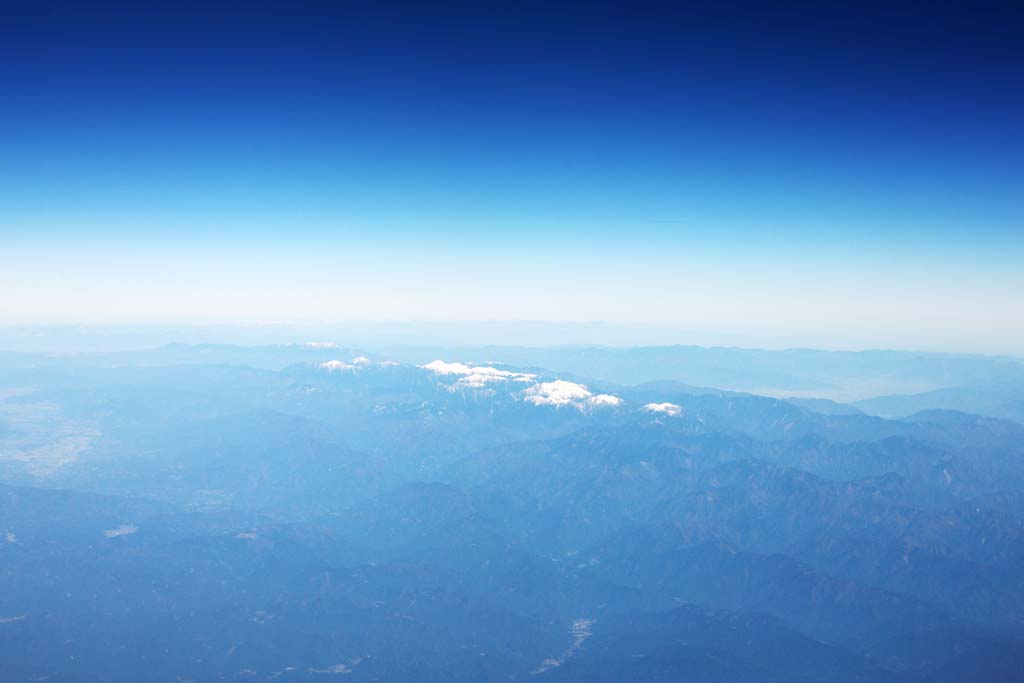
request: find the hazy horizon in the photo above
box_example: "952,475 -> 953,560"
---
1,320 -> 1023,359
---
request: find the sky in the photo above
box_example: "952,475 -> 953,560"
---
2,1 -> 1022,354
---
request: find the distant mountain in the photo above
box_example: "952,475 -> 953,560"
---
785,396 -> 865,415
855,380 -> 1024,425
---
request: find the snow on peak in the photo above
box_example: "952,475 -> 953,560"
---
421,360 -> 620,408
522,380 -> 593,406
421,359 -> 536,391
589,394 -> 624,407
524,382 -> 618,409
319,360 -> 355,372
320,357 -> 380,372
422,360 -> 474,375
643,402 -> 682,416
304,341 -> 338,349
521,381 -> 622,410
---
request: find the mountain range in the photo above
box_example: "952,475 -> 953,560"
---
1,344 -> 1023,681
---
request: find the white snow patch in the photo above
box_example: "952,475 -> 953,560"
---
235,532 -> 258,540
4,530 -> 15,544
423,360 -> 619,407
319,357 -> 375,372
422,360 -> 474,375
319,360 -> 355,372
103,524 -> 138,538
305,341 -> 338,349
643,402 -> 682,416
523,380 -> 593,406
422,360 -> 536,390
588,394 -> 623,408
522,381 -> 621,410
458,371 -> 535,390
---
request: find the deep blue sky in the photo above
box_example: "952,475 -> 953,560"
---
2,1 -> 1022,352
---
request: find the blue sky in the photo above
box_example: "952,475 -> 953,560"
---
2,2 -> 1022,353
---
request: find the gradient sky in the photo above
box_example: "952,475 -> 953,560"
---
2,1 -> 1022,353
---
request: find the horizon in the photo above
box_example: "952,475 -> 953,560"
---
2,320 -> 1024,359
